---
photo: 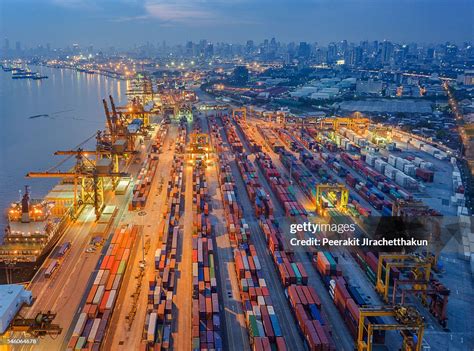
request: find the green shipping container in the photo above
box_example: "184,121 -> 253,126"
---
75,336 -> 86,350
291,263 -> 302,284
366,267 -> 376,285
248,315 -> 260,338
118,260 -> 126,274
323,251 -> 337,272
192,337 -> 200,349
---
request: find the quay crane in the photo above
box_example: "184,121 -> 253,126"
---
103,96 -> 149,147
27,147 -> 129,221
109,95 -> 153,128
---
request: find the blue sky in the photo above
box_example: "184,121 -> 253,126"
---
0,0 -> 472,48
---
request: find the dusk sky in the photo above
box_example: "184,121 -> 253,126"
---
0,0 -> 472,48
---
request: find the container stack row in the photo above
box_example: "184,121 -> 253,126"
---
254,152 -> 307,217
143,122 -> 187,350
191,119 -> 224,351
130,157 -> 159,210
340,153 -> 413,203
220,115 -> 243,153
229,116 -> 339,351
309,249 -> 391,346
233,117 -> 262,153
210,117 -> 289,351
256,125 -> 285,153
67,224 -> 138,351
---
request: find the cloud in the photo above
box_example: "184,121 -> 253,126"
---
50,0 -> 100,10
144,1 -> 215,23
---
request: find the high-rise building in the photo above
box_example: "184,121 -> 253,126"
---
205,42 -> 214,58
246,40 -> 254,55
339,40 -> 348,55
186,41 -> 194,57
354,46 -> 363,65
15,41 -> 21,52
298,42 -> 311,59
381,41 -> 393,63
445,44 -> 458,60
327,42 -> 337,63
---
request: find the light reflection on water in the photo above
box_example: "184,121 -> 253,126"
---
0,65 -> 127,226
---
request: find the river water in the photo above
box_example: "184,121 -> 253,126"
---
0,66 -> 127,227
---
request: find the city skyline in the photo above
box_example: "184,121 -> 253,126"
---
0,0 -> 472,48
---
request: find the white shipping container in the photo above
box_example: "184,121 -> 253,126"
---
413,157 -> 423,167
253,256 -> 261,270
384,165 -> 397,179
92,285 -> 105,305
87,319 -> 101,343
106,289 -> 117,310
154,288 -> 161,305
396,172 -> 408,186
388,154 -> 397,166
147,312 -> 157,342
94,270 -> 104,286
253,306 -> 261,319
404,164 -> 416,176
374,159 -> 387,173
72,313 -> 87,337
365,154 -> 377,166
420,162 -> 434,170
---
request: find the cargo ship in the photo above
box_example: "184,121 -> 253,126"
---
0,186 -> 70,283
11,70 -> 48,80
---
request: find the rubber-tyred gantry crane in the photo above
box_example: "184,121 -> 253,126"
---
315,183 -> 349,215
357,305 -> 425,351
232,107 -> 247,121
375,254 -> 432,303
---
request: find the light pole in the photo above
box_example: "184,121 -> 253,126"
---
138,210 -> 147,267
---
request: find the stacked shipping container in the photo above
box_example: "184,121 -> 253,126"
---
66,224 -> 138,351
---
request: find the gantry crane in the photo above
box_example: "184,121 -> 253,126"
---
376,254 -> 432,303
103,95 -> 149,151
392,199 -> 443,271
357,305 -> 425,351
368,125 -> 392,144
188,133 -> 210,157
111,95 -> 153,128
392,278 -> 450,327
318,116 -> 370,132
315,183 -> 349,215
103,96 -> 131,145
27,149 -> 129,220
9,311 -> 62,338
232,107 -> 247,121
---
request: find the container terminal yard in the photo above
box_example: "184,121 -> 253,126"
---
0,76 -> 473,351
